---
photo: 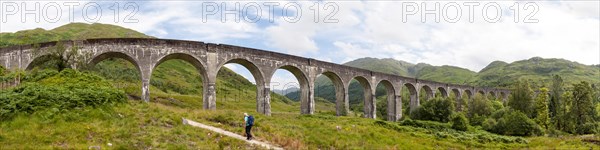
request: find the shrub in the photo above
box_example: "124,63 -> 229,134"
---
468,94 -> 495,126
482,118 -> 497,131
0,69 -> 126,120
411,97 -> 454,122
399,118 -> 451,131
451,113 -> 469,131
485,109 -> 543,136
576,123 -> 598,134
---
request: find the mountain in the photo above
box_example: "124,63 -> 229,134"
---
273,87 -> 299,95
468,57 -> 600,88
343,57 -> 476,84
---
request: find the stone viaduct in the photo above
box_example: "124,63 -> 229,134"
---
0,38 -> 510,121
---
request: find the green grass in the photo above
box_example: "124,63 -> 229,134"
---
1,69 -> 598,149
0,101 -> 253,149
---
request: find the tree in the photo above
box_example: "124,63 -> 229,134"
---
486,109 -> 543,136
549,75 -> 564,129
571,81 -> 594,127
508,80 -> 535,118
560,91 -> 576,133
535,88 -> 550,130
411,97 -> 454,123
31,41 -> 91,71
452,113 -> 469,131
468,94 -> 495,126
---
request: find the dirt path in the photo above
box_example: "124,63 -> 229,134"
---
182,118 -> 284,150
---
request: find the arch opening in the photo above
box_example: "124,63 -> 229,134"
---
488,91 -> 497,100
150,53 -> 207,107
25,54 -> 66,71
88,53 -> 142,98
419,85 -> 434,102
311,71 -> 345,116
348,76 -> 373,118
375,80 -> 395,121
269,65 -> 309,114
216,58 -> 265,114
437,87 -> 448,98
403,83 -> 418,116
452,89 -> 463,111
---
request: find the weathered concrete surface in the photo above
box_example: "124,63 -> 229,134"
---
0,38 -> 511,121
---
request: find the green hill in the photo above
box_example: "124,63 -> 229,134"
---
468,57 -> 600,88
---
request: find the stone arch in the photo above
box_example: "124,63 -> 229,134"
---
89,51 -> 141,73
88,51 -> 146,100
315,71 -> 346,116
489,91 -> 497,100
269,65 -> 310,114
478,90 -> 485,95
451,88 -> 463,111
375,80 -> 396,121
420,85 -> 434,100
152,52 -> 208,104
437,87 -> 448,98
404,83 -> 419,114
477,90 -> 486,98
348,76 -> 374,118
25,54 -> 62,70
500,91 -> 508,104
153,53 -> 207,78
464,89 -> 473,99
216,58 -> 268,114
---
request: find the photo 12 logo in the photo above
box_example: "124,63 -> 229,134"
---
198,2 -> 339,23
401,2 -> 539,23
1,1 -> 139,23
0,1 -> 341,24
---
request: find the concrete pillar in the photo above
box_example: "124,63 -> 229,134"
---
140,66 -> 152,102
334,82 -> 347,116
337,85 -> 350,116
302,81 -> 315,114
364,89 -> 376,119
257,82 -> 271,116
409,90 -> 420,114
204,50 -> 218,110
429,90 -> 436,99
203,80 -> 216,110
387,93 -> 402,121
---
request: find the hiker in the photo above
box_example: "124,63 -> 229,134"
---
244,113 -> 254,140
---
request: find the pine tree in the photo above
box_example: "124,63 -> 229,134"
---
535,88 -> 550,130
549,75 -> 564,130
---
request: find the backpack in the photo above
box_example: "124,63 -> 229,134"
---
247,115 -> 254,126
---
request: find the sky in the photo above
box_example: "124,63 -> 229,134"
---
1,0 -> 599,92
